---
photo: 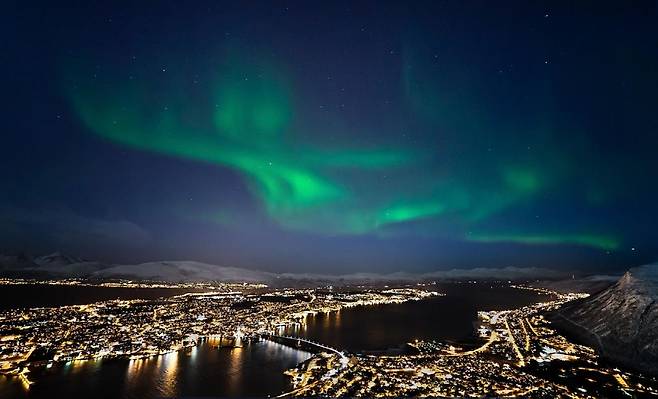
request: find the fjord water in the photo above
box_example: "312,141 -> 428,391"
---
0,283 -> 548,398
0,284 -> 203,310
0,339 -> 312,399
285,283 -> 550,352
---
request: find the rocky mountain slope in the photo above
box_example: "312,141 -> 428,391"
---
550,264 -> 658,375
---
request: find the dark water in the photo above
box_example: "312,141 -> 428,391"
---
0,283 -> 548,398
285,283 -> 550,352
0,284 -> 202,310
0,339 -> 312,398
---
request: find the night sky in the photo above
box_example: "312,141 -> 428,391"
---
2,1 -> 657,273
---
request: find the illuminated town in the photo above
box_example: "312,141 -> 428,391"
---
0,279 -> 437,389
4,0 -> 658,397
283,286 -> 658,398
1,279 -> 656,397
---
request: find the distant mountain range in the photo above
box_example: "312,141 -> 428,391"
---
533,273 -> 621,294
549,264 -> 658,375
0,251 -> 575,285
4,251 -> 654,376
0,252 -> 276,283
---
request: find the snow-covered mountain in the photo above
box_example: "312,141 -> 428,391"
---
33,251 -> 85,267
0,251 -> 574,285
28,252 -> 108,276
0,253 -> 272,282
550,264 -> 658,375
92,261 -> 276,282
0,253 -> 36,269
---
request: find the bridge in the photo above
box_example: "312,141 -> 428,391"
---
261,334 -> 347,360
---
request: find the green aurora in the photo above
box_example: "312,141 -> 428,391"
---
64,50 -> 620,251
468,234 -> 619,252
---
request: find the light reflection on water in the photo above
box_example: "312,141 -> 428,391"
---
0,286 -> 546,398
284,285 -> 547,352
157,352 -> 179,397
227,346 -> 243,396
1,340 -> 312,399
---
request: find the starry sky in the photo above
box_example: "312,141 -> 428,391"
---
2,1 -> 657,273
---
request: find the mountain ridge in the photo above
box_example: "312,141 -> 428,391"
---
549,264 -> 658,375
0,251 -> 576,285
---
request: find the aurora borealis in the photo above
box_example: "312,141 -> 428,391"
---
66,50 -> 590,244
3,1 -> 658,272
